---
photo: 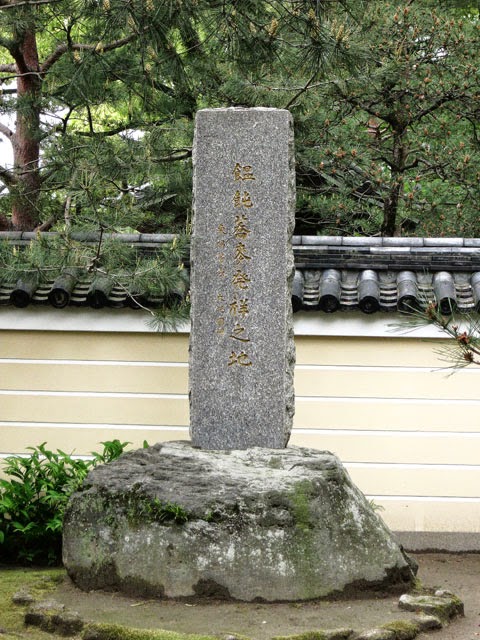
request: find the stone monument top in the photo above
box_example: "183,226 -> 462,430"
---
189,107 -> 296,450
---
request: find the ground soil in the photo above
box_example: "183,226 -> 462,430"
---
52,553 -> 480,639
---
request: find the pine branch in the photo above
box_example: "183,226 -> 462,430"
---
0,0 -> 62,8
0,40 -> 31,76
284,72 -> 317,110
153,149 -> 192,163
248,79 -> 332,93
414,92 -> 460,124
0,164 -> 17,187
94,266 -> 156,317
0,122 -> 14,139
0,70 -> 42,84
41,33 -> 140,75
0,62 -> 16,72
146,78 -> 176,98
74,117 -> 172,138
74,123 -> 137,138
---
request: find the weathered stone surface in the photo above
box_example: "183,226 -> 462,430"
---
273,630 -> 354,640
380,620 -> 419,640
189,107 -> 296,449
355,630 -> 395,640
24,598 -> 84,636
411,614 -> 443,631
24,599 -> 65,631
63,442 -> 415,602
323,632 -> 354,640
12,589 -> 35,605
52,611 -> 84,637
398,593 -> 464,622
24,599 -> 84,636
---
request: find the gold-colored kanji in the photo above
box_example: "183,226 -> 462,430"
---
234,242 -> 251,264
216,317 -> 225,335
229,295 -> 250,317
232,269 -> 251,290
229,322 -> 250,343
234,214 -> 251,240
233,190 -> 253,209
228,351 -> 253,367
233,163 -> 256,181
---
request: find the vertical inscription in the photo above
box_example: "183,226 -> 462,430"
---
213,164 -> 256,366
226,163 -> 255,367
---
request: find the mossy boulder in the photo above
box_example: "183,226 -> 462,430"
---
63,442 -> 416,602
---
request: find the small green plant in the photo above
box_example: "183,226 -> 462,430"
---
157,501 -> 189,524
368,498 -> 385,513
122,494 -> 189,526
0,440 -> 129,566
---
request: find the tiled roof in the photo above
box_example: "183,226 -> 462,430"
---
292,236 -> 480,314
1,232 -> 480,313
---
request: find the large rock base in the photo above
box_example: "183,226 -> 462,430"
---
63,442 -> 416,602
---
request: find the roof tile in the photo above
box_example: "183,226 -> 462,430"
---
2,233 -> 480,314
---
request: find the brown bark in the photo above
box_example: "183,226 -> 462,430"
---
381,126 -> 407,237
382,177 -> 403,236
11,26 -> 42,230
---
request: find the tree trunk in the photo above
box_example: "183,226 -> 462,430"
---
381,127 -> 406,237
382,178 -> 403,236
11,27 -> 42,231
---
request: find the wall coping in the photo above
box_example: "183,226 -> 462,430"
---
0,306 -> 448,338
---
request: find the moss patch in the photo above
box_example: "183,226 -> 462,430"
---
290,481 -> 314,532
83,623 -> 222,640
0,566 -> 64,639
381,620 -> 419,640
268,457 -> 283,470
98,489 -> 190,527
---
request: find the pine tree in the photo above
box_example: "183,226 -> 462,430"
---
0,0 -> 204,231
0,0 -> 361,233
293,1 -> 480,236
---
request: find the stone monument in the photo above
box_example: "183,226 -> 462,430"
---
62,108 -> 417,601
189,107 -> 295,449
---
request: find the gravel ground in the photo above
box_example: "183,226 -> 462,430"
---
51,553 -> 480,639
412,553 -> 480,640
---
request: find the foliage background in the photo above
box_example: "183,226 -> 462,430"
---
0,0 -> 477,238
0,0 -> 478,314
0,440 -> 130,565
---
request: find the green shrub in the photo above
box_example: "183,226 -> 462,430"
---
0,440 -> 129,566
